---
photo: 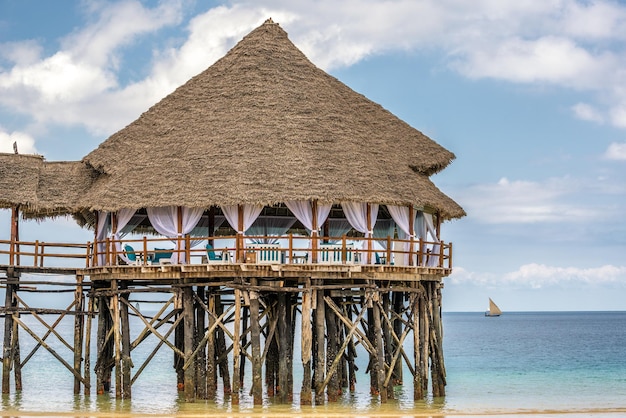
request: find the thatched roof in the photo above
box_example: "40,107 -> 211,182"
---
81,19 -> 465,220
0,153 -> 96,218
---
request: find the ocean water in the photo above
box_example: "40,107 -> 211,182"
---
1,311 -> 625,417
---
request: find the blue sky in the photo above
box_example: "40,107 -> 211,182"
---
0,0 -> 625,311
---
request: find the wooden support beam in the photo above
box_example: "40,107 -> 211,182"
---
120,283 -> 132,398
84,292 -> 94,395
214,292 -> 231,396
249,279 -> 263,404
2,279 -> 15,393
277,291 -> 292,403
205,291 -> 217,398
112,280 -> 122,399
232,288 -> 241,404
300,280 -> 312,405
73,275 -> 85,394
183,285 -> 196,402
196,287 -> 207,399
314,284 -> 325,405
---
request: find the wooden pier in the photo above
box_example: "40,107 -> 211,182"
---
1,236 -> 448,404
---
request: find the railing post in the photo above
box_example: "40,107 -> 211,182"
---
39,243 -> 45,267
342,235 -> 347,264
143,237 -> 148,266
386,236 -> 391,265
34,240 -> 39,268
288,234 -> 293,264
86,242 -> 92,268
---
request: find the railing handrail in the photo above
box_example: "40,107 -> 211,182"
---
0,234 -> 452,270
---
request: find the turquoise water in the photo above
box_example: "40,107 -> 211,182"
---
1,311 -> 625,417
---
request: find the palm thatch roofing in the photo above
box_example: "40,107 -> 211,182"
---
80,19 -> 465,220
0,153 -> 96,218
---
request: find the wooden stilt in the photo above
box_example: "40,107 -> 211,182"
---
392,291 -> 404,385
196,286 -> 207,399
314,285 -> 325,405
111,280 -> 122,399
96,290 -> 113,394
84,291 -> 94,396
205,290 -> 216,398
2,279 -> 15,393
371,293 -> 387,403
249,279 -> 263,404
346,296 -> 357,392
300,281 -> 312,405
266,294 -> 278,397
325,296 -> 340,402
174,289 -> 185,391
120,283 -> 132,398
277,291 -> 291,403
381,292 -> 393,397
12,312 -> 22,392
183,285 -> 196,402
73,275 -> 85,395
232,288 -> 241,404
214,292 -> 231,395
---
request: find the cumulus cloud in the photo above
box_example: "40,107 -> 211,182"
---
3,0 -> 626,140
449,263 -> 626,288
0,128 -> 37,154
604,142 -> 626,160
454,177 -> 598,224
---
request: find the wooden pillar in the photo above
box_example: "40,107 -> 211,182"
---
249,279 -> 263,404
196,287 -> 207,399
215,292 -> 231,396
311,200 -> 318,263
237,205 -> 244,263
346,297 -> 357,392
381,292 -> 394,400
73,275 -> 85,394
414,286 -> 428,399
208,207 -> 215,245
372,293 -> 387,402
96,287 -> 113,395
174,289 -> 185,391
300,280 -> 313,405
232,288 -> 242,404
266,294 -> 278,397
206,291 -> 216,398
111,280 -> 122,399
392,291 -> 404,385
314,284 -> 325,405
120,283 -> 132,398
183,285 -> 196,402
325,296 -> 340,402
366,203 -> 372,265
277,291 -> 292,403
2,275 -> 15,393
429,282 -> 446,397
84,291 -> 94,395
9,205 -> 20,265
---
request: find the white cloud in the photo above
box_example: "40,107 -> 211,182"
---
572,102 -> 605,123
0,129 -> 37,154
3,0 -> 626,138
604,142 -> 626,160
449,263 -> 626,288
455,177 -> 596,224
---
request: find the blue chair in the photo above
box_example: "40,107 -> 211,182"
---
153,248 -> 173,263
206,243 -> 223,263
124,244 -> 138,264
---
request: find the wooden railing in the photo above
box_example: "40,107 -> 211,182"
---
1,235 -> 452,270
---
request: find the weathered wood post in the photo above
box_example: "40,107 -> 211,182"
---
277,291 -> 292,403
325,295 -> 340,401
95,284 -> 113,395
300,280 -> 313,405
196,286 -> 207,399
73,274 -> 85,394
314,282 -> 325,405
2,272 -> 16,394
371,291 -> 387,403
183,284 -> 196,402
232,288 -> 242,404
249,278 -> 263,404
214,292 -> 231,395
392,291 -> 404,385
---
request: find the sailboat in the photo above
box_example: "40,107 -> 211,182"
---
485,298 -> 502,317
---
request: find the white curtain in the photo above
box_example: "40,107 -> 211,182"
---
120,213 -> 146,237
113,208 -> 136,264
221,204 -> 263,233
284,201 -> 331,234
96,211 -> 110,266
423,212 -> 440,266
341,202 -> 379,264
388,205 -> 412,266
248,216 -> 296,244
147,206 -> 204,263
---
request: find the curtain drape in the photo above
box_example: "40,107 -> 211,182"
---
373,219 -> 395,250
96,211 -> 110,266
113,208 -> 136,264
284,201 -> 331,234
423,212 -> 440,266
147,206 -> 203,263
328,219 -> 351,243
221,204 -> 263,233
387,205 -> 412,266
341,202 -> 379,264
